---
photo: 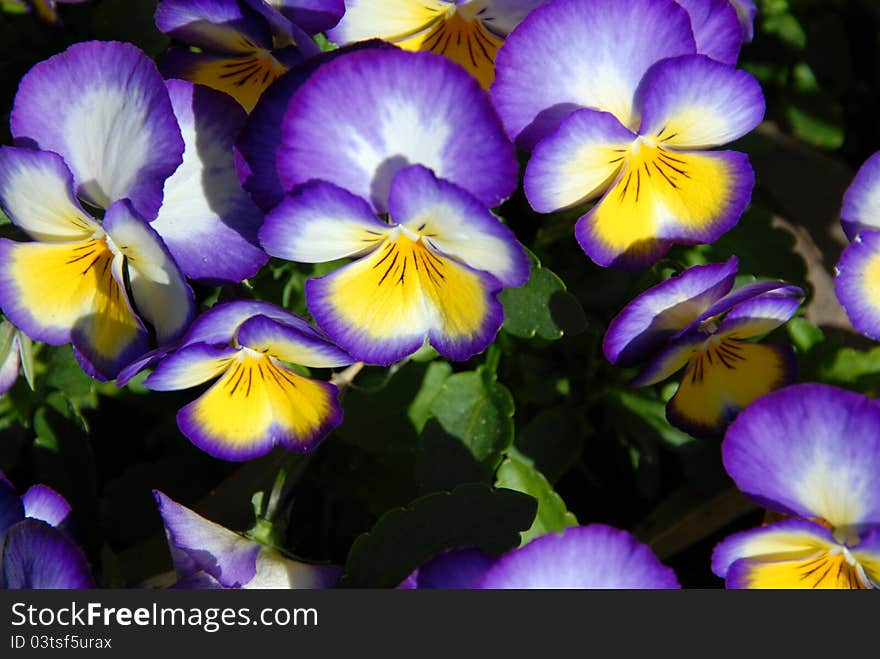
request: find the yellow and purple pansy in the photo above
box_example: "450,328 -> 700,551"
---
155,0 -> 342,111
490,0 -> 765,268
835,151 -> 880,341
604,257 -> 803,437
327,0 -> 550,89
154,490 -> 340,589
401,525 -> 680,589
1,473 -> 94,589
143,301 -> 351,461
260,164 -> 529,365
712,384 -> 880,589
0,41 -> 267,381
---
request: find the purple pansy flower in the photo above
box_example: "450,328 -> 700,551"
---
154,490 -> 341,589
712,384 -> 880,589
491,0 -> 764,269
604,257 -> 803,437
0,42 -> 267,381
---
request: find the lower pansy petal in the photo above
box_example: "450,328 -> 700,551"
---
2,519 -> 94,589
177,352 -> 342,460
326,0 -> 447,46
576,148 -> 753,268
21,484 -> 71,529
162,48 -> 288,113
389,165 -> 530,287
145,343 -> 238,391
476,525 -> 680,589
666,340 -> 796,438
236,314 -> 351,368
402,548 -> 496,590
245,549 -> 342,589
630,332 -> 706,387
835,231 -> 880,341
523,108 -> 636,213
307,236 -> 503,364
260,180 -> 390,263
851,529 -> 880,588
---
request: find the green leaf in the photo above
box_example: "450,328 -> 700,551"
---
500,250 -> 587,340
787,317 -> 825,353
429,368 -> 515,470
17,334 -> 34,390
407,361 -> 452,432
611,388 -> 695,449
495,454 -> 577,545
341,483 -> 537,587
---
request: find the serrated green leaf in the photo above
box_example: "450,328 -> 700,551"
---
495,454 -> 577,545
341,483 -> 537,587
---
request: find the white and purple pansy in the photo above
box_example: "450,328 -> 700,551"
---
155,0 -> 341,112
712,384 -> 880,589
143,300 -> 351,461
0,41 -> 267,381
260,165 -> 529,365
327,0 -> 551,90
1,474 -> 93,589
491,0 -> 764,269
604,257 -> 803,438
154,490 -> 341,589
835,151 -> 880,341
400,525 -> 680,589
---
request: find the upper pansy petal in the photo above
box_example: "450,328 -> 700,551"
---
717,290 -> 803,339
674,0 -> 743,65
2,519 -> 94,589
180,299 -> 320,348
0,147 -> 99,243
11,41 -> 184,220
636,55 -> 765,149
152,80 -> 268,284
145,343 -> 238,391
722,383 -> 880,529
491,0 -> 696,149
21,484 -> 71,529
836,231 -> 880,341
476,525 -> 680,589
103,200 -> 195,345
681,280 -> 804,337
268,0 -> 344,34
575,149 -> 753,269
278,48 -> 517,213
730,0 -> 757,42
841,152 -> 880,241
603,258 -> 737,365
523,108 -> 637,213
389,165 -> 530,287
155,0 -> 273,52
260,180 -> 390,263
401,548 -> 497,589
154,490 -> 259,587
237,314 -> 352,368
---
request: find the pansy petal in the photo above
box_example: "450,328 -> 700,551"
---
306,237 -> 504,364
145,343 -> 238,391
730,0 -> 757,42
237,314 -> 352,368
154,490 -> 259,587
723,383 -> 880,529
278,48 -> 517,212
326,0 -> 448,46
402,548 -> 496,589
630,332 -> 706,387
0,334 -> 21,397
0,147 -> 99,243
674,0 -> 743,65
726,553 -> 870,590
267,0 -> 344,34
667,340 -> 796,438
477,525 -> 680,589
152,80 -> 267,284
177,354 -> 342,460
636,55 -> 765,149
840,151 -> 880,241
0,238 -> 150,380
260,180 -> 390,263
389,165 -> 529,287
851,529 -> 880,588
161,48 -> 289,113
21,484 -> 71,529
523,108 -> 637,213
2,519 -> 94,589
575,149 -> 753,269
245,549 -> 342,589
836,230 -> 880,340
603,257 -> 737,365
11,41 -> 184,219
103,201 -> 195,345
491,0 -> 696,149
716,292 -> 802,339
155,0 -> 272,52
0,477 -> 25,537
180,300 -> 321,348
680,280 -> 803,337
